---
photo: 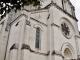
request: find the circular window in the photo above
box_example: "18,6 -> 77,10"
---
61,22 -> 72,39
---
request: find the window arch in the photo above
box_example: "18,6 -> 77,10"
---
61,42 -> 76,59
62,0 -> 65,9
62,0 -> 69,10
62,0 -> 75,16
35,27 -> 41,49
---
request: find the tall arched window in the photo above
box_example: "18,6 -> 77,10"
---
62,0 -> 67,10
35,27 -> 41,49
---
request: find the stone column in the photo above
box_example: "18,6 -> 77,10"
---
9,44 -> 18,60
75,36 -> 80,59
17,18 -> 26,60
52,50 -> 64,60
48,5 -> 54,60
9,49 -> 17,60
21,13 -> 31,60
24,20 -> 31,45
21,44 -> 30,60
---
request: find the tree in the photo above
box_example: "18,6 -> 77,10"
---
0,0 -> 40,18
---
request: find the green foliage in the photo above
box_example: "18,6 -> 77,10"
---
0,0 -> 41,18
22,0 -> 41,8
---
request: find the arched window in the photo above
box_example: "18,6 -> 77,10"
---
64,48 -> 72,59
35,27 -> 41,49
62,0 -> 65,9
62,0 -> 68,10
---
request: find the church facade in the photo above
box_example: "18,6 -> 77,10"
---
0,0 -> 80,60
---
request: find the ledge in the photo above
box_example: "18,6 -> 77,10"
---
21,44 -> 49,56
52,50 -> 64,58
30,17 -> 48,27
10,44 -> 18,50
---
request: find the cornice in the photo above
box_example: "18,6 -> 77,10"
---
21,44 -> 49,56
75,35 -> 80,39
10,14 -> 26,25
21,44 -> 77,59
52,50 -> 64,58
68,0 -> 75,9
30,17 -> 48,27
22,8 -> 48,13
45,2 -> 78,22
51,23 -> 60,28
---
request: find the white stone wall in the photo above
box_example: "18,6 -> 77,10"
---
52,0 -> 74,16
55,0 -> 63,8
51,5 -> 79,59
0,15 -> 9,60
0,0 -> 79,60
5,10 -> 49,60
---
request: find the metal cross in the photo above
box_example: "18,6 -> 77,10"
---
61,23 -> 70,36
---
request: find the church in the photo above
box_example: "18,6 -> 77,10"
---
0,0 -> 80,60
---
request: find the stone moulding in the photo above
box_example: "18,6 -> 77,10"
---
21,44 -> 30,50
21,44 -> 49,56
9,43 -> 77,59
52,50 -> 77,60
10,44 -> 18,50
30,17 -> 48,27
52,50 -> 64,58
51,23 -> 60,28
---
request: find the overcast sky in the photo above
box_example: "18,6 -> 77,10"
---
70,0 -> 80,30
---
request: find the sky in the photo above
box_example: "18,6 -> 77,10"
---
70,0 -> 80,30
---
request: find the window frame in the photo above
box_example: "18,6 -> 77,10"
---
62,0 -> 64,9
35,27 -> 41,50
